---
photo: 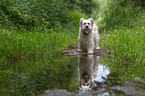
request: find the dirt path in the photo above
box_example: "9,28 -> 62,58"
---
62,44 -> 106,56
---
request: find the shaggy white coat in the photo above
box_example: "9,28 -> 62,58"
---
78,18 -> 100,53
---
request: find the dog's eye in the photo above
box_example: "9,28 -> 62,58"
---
88,23 -> 90,25
84,23 -> 86,25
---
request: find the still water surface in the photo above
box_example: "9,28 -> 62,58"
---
1,54 -> 127,96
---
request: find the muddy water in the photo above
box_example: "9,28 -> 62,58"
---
1,49 -> 145,96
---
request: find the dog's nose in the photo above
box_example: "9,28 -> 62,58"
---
85,80 -> 88,83
86,26 -> 88,28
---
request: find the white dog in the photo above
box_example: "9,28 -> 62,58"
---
78,18 -> 100,53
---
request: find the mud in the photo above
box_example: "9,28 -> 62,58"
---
62,44 -> 106,56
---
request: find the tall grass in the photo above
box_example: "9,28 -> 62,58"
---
102,27 -> 145,64
101,10 -> 145,64
0,24 -> 79,60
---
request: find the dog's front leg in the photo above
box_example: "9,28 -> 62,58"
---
88,49 -> 94,53
78,41 -> 83,52
87,42 -> 95,53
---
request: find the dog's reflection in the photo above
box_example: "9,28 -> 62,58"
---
78,54 -> 99,90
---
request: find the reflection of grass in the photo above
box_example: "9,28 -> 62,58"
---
0,25 -> 78,60
103,56 -> 145,80
0,55 -> 78,96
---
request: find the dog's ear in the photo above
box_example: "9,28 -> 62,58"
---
79,18 -> 84,27
89,18 -> 94,26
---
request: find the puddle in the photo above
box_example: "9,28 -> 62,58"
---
77,55 -> 109,90
95,64 -> 110,82
1,44 -> 145,96
77,54 -> 126,96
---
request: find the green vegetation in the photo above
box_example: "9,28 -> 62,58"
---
0,1 -> 96,95
0,27 -> 77,60
94,0 -> 145,29
0,0 -> 96,29
92,0 -> 145,82
95,0 -> 145,64
1,0 -> 145,95
0,0 -> 97,61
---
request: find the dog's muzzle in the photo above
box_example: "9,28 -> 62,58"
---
83,28 -> 91,35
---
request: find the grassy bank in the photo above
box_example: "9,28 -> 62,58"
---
0,24 -> 78,60
101,10 -> 145,64
99,10 -> 145,83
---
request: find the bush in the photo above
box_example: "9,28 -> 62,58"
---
94,0 -> 143,29
0,0 -> 96,29
0,0 -> 72,29
65,0 -> 98,15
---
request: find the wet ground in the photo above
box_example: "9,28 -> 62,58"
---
62,44 -> 106,56
1,44 -> 145,96
40,44 -> 145,96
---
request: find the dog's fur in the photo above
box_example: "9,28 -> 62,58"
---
78,18 -> 100,53
78,54 -> 99,90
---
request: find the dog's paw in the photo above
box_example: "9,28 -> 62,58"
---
77,49 -> 83,52
96,47 -> 100,50
88,51 -> 94,54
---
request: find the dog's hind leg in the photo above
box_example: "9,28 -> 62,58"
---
95,36 -> 100,49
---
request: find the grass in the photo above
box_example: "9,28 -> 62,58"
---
101,10 -> 145,64
0,24 -> 79,61
99,10 -> 145,83
102,26 -> 145,64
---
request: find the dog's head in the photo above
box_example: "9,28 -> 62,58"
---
79,72 -> 93,90
79,18 -> 94,35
